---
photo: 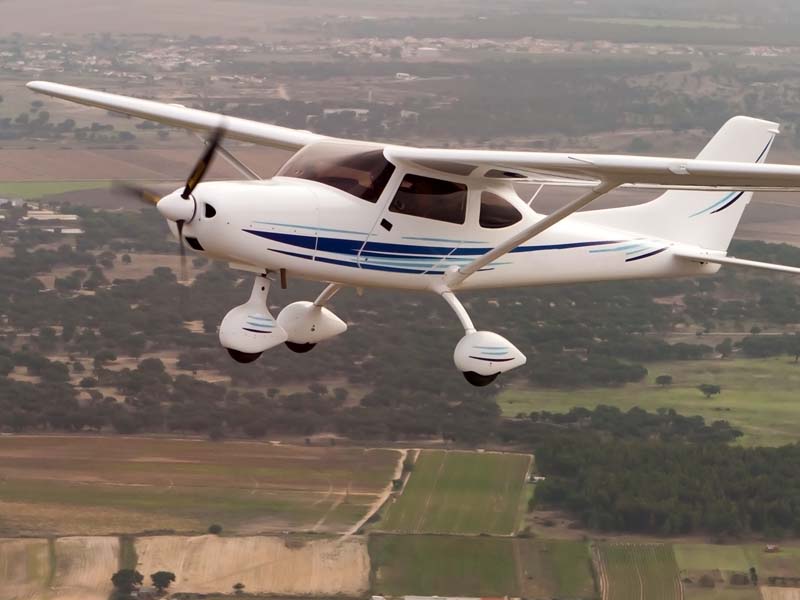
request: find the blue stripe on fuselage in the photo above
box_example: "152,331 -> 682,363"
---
244,229 -> 622,259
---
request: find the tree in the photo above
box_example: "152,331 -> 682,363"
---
150,570 -> 176,592
715,338 -> 733,359
111,569 -> 143,594
233,582 -> 246,595
698,383 -> 721,399
208,523 -> 223,534
655,374 -> 673,387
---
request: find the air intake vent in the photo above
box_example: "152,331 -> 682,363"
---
204,203 -> 217,218
185,237 -> 204,251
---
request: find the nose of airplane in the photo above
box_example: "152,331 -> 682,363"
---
157,190 -> 197,223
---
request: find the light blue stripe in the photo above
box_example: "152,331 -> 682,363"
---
248,315 -> 274,322
690,191 -> 737,218
246,321 -> 274,328
402,236 -> 487,244
480,351 -> 510,356
253,221 -> 370,236
626,246 -> 655,256
473,346 -> 510,350
590,243 -> 643,254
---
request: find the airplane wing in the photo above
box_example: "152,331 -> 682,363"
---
27,81 -> 325,152
384,146 -> 800,191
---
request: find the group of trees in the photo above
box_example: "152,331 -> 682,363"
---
111,569 -> 174,598
534,436 -> 800,537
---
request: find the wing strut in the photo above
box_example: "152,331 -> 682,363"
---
444,181 -> 620,287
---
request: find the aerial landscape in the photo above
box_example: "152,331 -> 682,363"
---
3,0 -> 800,599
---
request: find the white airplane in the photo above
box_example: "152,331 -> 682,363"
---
26,81 -> 800,385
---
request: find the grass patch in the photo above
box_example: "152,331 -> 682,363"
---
500,357 -> 800,446
572,17 -> 742,29
0,180 -> 111,199
517,539 -> 595,598
674,544 -> 751,571
370,534 -> 518,596
377,450 -> 531,535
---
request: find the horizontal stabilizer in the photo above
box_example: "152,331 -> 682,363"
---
675,249 -> 800,275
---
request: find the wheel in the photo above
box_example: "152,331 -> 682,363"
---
226,348 -> 262,363
285,341 -> 317,354
463,371 -> 499,387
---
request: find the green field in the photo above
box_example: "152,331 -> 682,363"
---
501,357 -> 800,446
0,180 -> 111,199
675,543 -> 800,577
598,543 -> 681,600
370,535 -> 594,598
572,17 -> 742,29
518,539 -> 596,598
376,450 -> 531,535
0,436 -> 399,536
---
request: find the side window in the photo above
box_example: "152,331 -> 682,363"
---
389,174 -> 467,224
479,191 -> 522,229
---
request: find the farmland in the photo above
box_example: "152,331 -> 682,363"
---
675,543 -> 800,599
369,534 -> 595,598
0,436 -> 400,536
376,450 -> 531,535
596,543 -> 681,600
500,358 -> 800,446
0,534 -> 369,598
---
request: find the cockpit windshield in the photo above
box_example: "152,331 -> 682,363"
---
276,142 -> 396,203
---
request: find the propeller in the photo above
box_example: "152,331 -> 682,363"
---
112,126 -> 226,283
182,127 -> 224,199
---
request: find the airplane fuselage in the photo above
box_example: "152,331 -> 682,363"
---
182,173 -> 718,293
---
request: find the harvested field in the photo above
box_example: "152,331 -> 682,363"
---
0,436 -> 400,536
50,536 -> 118,600
0,538 -> 50,599
377,450 -> 531,535
0,147 -> 287,185
135,534 -> 369,595
762,588 -> 800,600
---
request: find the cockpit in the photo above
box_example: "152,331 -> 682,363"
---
277,141 -> 523,229
276,141 -> 395,203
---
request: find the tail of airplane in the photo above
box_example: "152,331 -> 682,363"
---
579,116 -> 779,251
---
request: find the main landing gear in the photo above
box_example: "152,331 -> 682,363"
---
219,275 -> 347,363
439,289 -> 527,386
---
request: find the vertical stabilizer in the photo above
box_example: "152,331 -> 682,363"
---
578,116 -> 779,251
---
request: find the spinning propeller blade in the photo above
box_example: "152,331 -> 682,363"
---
182,126 -> 224,199
112,181 -> 163,206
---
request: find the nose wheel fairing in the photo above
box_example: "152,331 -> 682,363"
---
219,276 -> 288,356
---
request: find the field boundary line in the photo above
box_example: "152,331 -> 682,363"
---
345,448 -> 406,536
